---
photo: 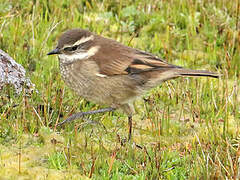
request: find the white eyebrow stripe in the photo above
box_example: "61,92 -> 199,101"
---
73,35 -> 94,46
62,35 -> 94,49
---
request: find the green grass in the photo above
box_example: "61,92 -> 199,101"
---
0,0 -> 240,179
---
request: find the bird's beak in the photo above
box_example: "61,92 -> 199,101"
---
47,48 -> 60,55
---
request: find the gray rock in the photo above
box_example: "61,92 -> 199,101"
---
0,49 -> 35,94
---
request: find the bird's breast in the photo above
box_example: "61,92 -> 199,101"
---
59,59 -> 111,104
59,60 -> 94,91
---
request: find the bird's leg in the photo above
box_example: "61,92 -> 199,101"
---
57,107 -> 116,126
119,104 -> 135,141
128,116 -> 132,141
122,115 -> 142,149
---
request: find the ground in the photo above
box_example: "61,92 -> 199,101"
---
0,0 -> 240,179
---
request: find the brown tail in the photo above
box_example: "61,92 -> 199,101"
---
176,68 -> 220,78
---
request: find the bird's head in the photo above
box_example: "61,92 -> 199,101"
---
47,29 -> 100,64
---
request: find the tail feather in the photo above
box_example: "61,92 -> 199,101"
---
176,68 -> 220,78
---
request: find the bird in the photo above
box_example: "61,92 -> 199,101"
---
47,28 -> 219,140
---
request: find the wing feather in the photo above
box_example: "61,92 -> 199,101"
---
92,36 -> 177,76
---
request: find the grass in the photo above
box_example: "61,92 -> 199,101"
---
0,0 -> 240,179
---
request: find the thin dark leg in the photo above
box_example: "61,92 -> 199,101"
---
57,107 -> 115,126
128,116 -> 132,141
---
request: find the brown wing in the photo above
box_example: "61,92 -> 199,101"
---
92,36 -> 179,76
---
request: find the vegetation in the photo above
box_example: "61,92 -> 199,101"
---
0,0 -> 239,179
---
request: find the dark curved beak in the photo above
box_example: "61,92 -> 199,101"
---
47,48 -> 60,55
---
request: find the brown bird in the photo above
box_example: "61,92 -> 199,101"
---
47,29 -> 219,140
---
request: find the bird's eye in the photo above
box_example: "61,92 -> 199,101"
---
64,45 -> 78,51
71,46 -> 78,51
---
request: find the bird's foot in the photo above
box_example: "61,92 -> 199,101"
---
117,134 -> 142,149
